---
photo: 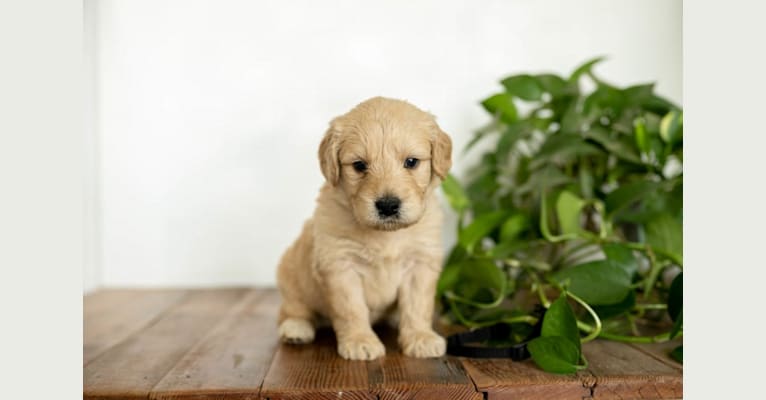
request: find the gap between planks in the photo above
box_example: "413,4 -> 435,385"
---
84,289 -> 681,400
84,288 -> 253,400
84,289 -> 191,365
149,289 -> 282,400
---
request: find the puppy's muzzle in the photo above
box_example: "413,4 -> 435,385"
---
375,195 -> 401,218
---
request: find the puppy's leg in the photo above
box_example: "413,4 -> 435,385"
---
278,299 -> 316,344
319,265 -> 385,360
276,222 -> 317,344
397,266 -> 446,358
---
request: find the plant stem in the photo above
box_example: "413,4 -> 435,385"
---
642,247 -> 661,300
502,315 -> 539,325
534,283 -> 551,308
577,353 -> 589,370
528,272 -> 551,308
447,297 -> 539,329
566,291 -> 601,343
576,320 -> 679,343
599,331 -> 677,343
626,314 -> 640,336
635,303 -> 667,310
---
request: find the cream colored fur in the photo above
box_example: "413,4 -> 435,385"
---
276,97 -> 452,360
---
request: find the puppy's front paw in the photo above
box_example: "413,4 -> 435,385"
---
279,318 -> 315,344
399,330 -> 446,358
337,333 -> 385,360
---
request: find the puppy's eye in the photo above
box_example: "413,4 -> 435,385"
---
352,160 -> 368,173
404,158 -> 419,169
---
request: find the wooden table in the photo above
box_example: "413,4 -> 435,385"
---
84,288 -> 682,400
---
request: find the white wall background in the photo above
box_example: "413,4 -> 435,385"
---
84,0 -> 682,291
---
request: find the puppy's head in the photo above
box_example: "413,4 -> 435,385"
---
319,97 -> 452,231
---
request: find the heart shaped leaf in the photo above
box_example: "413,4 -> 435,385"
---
501,74 -> 543,101
441,174 -> 470,214
552,260 -> 632,305
528,336 -> 581,374
541,294 -> 581,350
458,211 -> 509,252
481,93 -> 518,124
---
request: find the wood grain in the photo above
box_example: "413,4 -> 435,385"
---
83,289 -> 684,400
368,326 -> 482,400
149,289 -> 282,400
461,357 -> 590,400
84,289 -> 189,364
582,340 -> 682,399
260,327 -> 374,400
84,288 -> 250,400
628,340 -> 683,371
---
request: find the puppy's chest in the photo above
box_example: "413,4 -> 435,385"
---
355,244 -> 415,311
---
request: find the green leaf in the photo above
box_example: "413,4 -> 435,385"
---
604,180 -> 659,216
578,161 -> 594,199
634,118 -> 650,154
645,213 -> 683,265
644,94 -> 680,115
623,83 -> 655,106
458,211 -> 509,252
669,345 -> 683,363
560,100 -> 585,134
445,243 -> 469,265
515,165 -> 573,196
552,260 -> 632,305
441,174 -> 470,214
448,257 -> 507,308
496,122 -> 528,163
569,56 -> 606,83
488,241 -> 528,260
602,243 -> 639,277
437,261 -> 461,297
481,93 -> 518,124
583,127 -> 642,164
529,134 -> 602,170
583,84 -> 625,116
555,190 -> 586,236
592,290 -> 636,320
667,272 -> 682,322
528,336 -> 581,374
501,74 -> 544,101
670,309 -> 682,339
660,110 -> 683,145
542,294 -> 581,350
535,73 -> 573,97
499,214 -> 529,244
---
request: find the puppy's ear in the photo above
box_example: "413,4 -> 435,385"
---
318,120 -> 341,185
431,124 -> 452,180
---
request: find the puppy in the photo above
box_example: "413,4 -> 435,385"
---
276,97 -> 452,360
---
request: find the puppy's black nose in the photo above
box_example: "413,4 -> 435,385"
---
375,196 -> 401,217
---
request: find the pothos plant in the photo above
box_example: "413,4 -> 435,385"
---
438,57 -> 682,374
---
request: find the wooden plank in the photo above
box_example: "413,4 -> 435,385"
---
461,357 -> 590,400
368,326 -> 482,400
582,340 -> 682,399
84,288 -> 250,400
84,289 -> 189,364
150,288 -> 282,400
628,340 -> 683,371
260,327 -> 374,400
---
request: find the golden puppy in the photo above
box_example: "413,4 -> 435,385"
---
276,97 -> 452,360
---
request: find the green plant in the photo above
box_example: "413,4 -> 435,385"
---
439,57 -> 683,373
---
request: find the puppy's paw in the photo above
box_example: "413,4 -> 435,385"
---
279,318 -> 315,344
337,333 -> 385,360
399,330 -> 446,358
